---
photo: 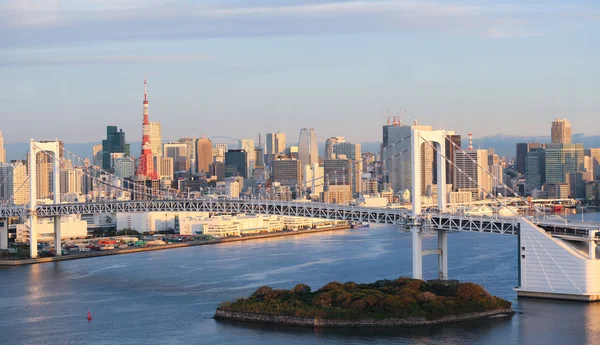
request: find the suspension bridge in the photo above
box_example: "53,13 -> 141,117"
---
1,128 -> 600,301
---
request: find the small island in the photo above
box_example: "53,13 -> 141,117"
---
215,278 -> 513,327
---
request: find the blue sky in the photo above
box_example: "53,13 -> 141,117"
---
1,0 -> 599,144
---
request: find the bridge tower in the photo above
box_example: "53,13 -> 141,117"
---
410,128 -> 447,280
29,140 -> 62,258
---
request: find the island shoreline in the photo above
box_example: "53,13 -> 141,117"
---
214,309 -> 515,328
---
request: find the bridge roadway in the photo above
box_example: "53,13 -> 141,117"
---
3,199 -> 599,237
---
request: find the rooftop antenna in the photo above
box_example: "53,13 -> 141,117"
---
468,133 -> 473,150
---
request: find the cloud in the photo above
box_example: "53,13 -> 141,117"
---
0,0 -> 596,49
0,54 -> 214,66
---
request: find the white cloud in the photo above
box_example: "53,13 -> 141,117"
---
0,0 -> 596,48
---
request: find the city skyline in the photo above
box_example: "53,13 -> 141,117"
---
2,1 -> 599,143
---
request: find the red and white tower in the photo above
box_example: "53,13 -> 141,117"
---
136,79 -> 158,179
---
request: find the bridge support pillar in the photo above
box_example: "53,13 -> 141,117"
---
412,225 -> 423,280
30,215 -> 38,259
589,230 -> 597,260
0,219 -> 7,250
437,231 -> 448,280
54,216 -> 61,256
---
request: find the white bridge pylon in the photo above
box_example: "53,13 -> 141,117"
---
29,139 -> 62,259
411,128 -> 448,280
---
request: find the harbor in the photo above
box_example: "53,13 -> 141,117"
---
0,223 -> 359,266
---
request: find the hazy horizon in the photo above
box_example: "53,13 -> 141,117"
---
2,0 -> 599,144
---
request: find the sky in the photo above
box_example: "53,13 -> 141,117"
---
1,0 -> 599,145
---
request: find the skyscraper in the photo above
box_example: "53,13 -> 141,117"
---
525,148 -> 546,192
196,137 -> 213,174
551,118 -> 572,144
92,144 -> 103,167
334,142 -> 361,195
0,130 -> 5,163
102,126 -> 128,171
163,143 -> 188,172
298,128 -> 318,168
545,143 -> 584,184
454,148 -> 491,200
225,149 -> 248,178
516,142 -> 542,175
273,159 -> 302,187
178,137 -> 196,173
324,136 -> 345,160
239,139 -> 255,177
266,132 -> 286,155
149,121 -> 162,157
382,122 -> 433,197
0,161 -> 29,205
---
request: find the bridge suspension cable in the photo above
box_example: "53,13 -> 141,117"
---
33,144 -> 164,201
417,134 -> 543,218
295,134 -> 413,194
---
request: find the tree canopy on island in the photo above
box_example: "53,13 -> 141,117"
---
218,278 -> 511,321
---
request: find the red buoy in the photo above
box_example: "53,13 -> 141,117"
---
87,311 -> 92,321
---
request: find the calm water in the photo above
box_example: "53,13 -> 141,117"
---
2,213 -> 600,345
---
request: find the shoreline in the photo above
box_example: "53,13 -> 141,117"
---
0,225 -> 353,267
213,309 -> 515,328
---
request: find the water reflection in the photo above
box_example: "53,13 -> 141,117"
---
0,225 -> 596,345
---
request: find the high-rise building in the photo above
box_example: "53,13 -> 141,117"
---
324,137 -> 345,160
113,156 -> 135,179
585,148 -> 600,180
545,143 -> 584,184
209,162 -> 225,181
163,143 -> 188,172
0,161 -> 29,204
154,156 -> 174,181
324,159 -> 353,187
239,139 -> 255,178
0,130 -> 5,163
178,137 -> 196,173
525,148 -> 546,192
551,118 -> 572,144
273,159 -> 302,188
213,144 -> 227,163
196,137 -> 213,174
382,122 -> 434,197
266,132 -> 286,156
334,142 -> 362,195
92,144 -> 103,167
225,149 -> 248,178
298,128 -> 318,168
454,148 -> 491,199
149,121 -> 162,157
516,142 -> 542,175
102,126 -> 129,171
60,167 -> 84,195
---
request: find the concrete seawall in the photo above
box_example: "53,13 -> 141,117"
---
214,309 -> 515,328
0,225 -> 353,267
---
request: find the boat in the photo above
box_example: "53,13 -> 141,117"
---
350,222 -> 370,229
87,311 -> 92,321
